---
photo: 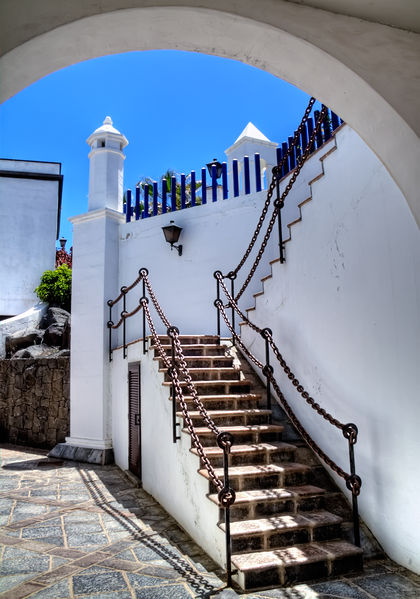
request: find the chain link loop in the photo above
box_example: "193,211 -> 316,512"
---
142,299 -> 223,491
234,104 -> 328,303
216,299 -> 351,482
229,97 -> 317,279
215,265 -> 344,431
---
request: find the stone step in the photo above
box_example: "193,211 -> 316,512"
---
179,408 -> 272,427
232,540 -> 363,589
189,424 -> 284,447
156,355 -> 234,368
161,366 -> 241,382
208,485 -> 326,519
156,335 -> 221,345
152,343 -> 228,357
199,461 -> 309,490
156,332 -> 363,590
221,510 -> 343,553
180,393 -> 262,410
163,379 -> 253,395
191,441 -> 295,467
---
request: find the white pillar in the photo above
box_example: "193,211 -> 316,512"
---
225,122 -> 277,195
87,116 -> 128,212
50,117 -> 127,464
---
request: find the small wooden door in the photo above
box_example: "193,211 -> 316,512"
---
128,362 -> 141,479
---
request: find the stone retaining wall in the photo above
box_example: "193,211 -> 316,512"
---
0,358 -> 69,448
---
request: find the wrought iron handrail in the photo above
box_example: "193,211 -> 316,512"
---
107,268 -> 237,585
215,295 -> 361,545
212,101 -> 361,546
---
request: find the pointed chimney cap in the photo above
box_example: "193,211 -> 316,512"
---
234,122 -> 271,144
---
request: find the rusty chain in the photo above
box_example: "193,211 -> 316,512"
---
215,270 -> 345,431
233,104 -> 328,303
107,268 -> 147,307
215,298 -> 357,488
142,298 -> 223,491
109,269 -> 223,441
142,273 -> 226,436
143,273 -> 171,329
229,97 -> 317,278
171,332 -> 221,436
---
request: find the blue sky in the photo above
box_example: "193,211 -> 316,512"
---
0,50 -> 313,245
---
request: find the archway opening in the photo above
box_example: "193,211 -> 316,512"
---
0,49 -> 319,242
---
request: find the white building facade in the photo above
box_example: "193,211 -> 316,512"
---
51,114 -> 420,577
0,159 -> 62,318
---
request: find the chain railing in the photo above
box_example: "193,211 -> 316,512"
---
107,268 -> 237,585
213,101 -> 362,547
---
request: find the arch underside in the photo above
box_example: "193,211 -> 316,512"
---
1,3 -> 420,225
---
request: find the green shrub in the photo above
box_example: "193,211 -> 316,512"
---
35,264 -> 72,312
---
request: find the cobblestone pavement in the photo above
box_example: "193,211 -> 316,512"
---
1,445 -> 419,599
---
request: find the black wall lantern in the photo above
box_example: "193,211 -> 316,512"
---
162,220 -> 183,256
206,158 -> 223,179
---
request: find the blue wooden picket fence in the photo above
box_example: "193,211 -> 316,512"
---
124,108 -> 342,223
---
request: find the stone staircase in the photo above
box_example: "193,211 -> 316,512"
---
153,334 -> 363,591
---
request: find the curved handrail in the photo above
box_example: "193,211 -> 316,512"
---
212,102 -> 361,546
107,268 -> 237,584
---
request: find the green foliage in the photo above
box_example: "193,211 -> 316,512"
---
35,265 -> 72,312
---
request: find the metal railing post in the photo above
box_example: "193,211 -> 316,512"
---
107,301 -> 113,362
168,326 -> 181,443
344,423 -> 362,547
121,287 -> 128,359
275,168 -> 285,264
217,432 -> 236,588
261,328 -> 273,421
142,277 -> 147,355
213,271 -> 222,344
228,273 -> 236,346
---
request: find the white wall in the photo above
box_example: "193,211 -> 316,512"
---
110,138 -> 336,344
241,125 -> 420,574
0,159 -> 60,316
110,340 -> 226,566
68,209 -> 122,451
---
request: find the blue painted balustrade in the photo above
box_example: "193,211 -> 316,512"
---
123,107 -> 343,222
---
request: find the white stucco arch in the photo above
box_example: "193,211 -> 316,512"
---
1,2 -> 420,227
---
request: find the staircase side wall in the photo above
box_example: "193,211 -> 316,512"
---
110,343 -> 225,566
241,125 -> 420,574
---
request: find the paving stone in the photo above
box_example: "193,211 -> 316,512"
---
22,525 -> 63,540
115,548 -> 138,562
353,573 -> 420,598
132,542 -> 174,562
76,593 -> 132,599
0,581 -> 46,599
127,572 -> 179,588
101,556 -> 141,571
211,589 -> 241,598
25,579 -> 71,599
0,572 -> 35,593
66,531 -> 109,547
51,556 -> 70,568
139,563 -> 182,579
132,583 -> 193,598
311,580 -> 372,598
73,565 -> 114,575
72,570 -> 128,594
0,546 -> 51,575
2,445 -> 420,599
